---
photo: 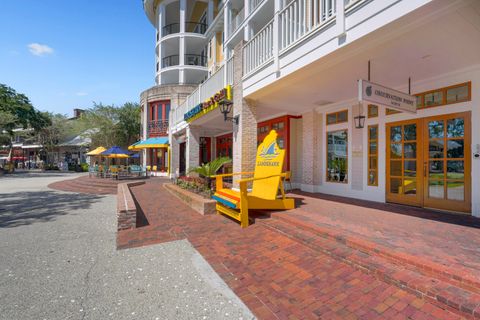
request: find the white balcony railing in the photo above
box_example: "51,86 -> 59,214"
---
280,0 -> 335,51
172,63 -> 232,126
249,0 -> 264,14
243,19 -> 274,75
243,0 -> 337,76
226,56 -> 234,85
230,7 -> 245,37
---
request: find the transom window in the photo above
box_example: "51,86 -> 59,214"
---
387,82 -> 471,115
326,110 -> 348,125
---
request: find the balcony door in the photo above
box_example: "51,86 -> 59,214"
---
386,112 -> 471,213
148,101 -> 170,136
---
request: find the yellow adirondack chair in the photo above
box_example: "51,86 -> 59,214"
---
212,130 -> 295,228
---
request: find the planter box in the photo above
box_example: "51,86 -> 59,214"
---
164,183 -> 216,215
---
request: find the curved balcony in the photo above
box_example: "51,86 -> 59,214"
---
161,54 -> 207,69
162,55 -> 180,68
184,54 -> 207,67
161,22 -> 208,37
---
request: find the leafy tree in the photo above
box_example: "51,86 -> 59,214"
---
0,84 -> 50,168
0,84 -> 50,135
115,102 -> 141,147
35,113 -> 70,164
78,102 -> 140,148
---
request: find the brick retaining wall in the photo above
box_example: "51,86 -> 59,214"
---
117,181 -> 146,231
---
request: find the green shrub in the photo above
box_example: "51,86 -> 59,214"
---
80,163 -> 89,172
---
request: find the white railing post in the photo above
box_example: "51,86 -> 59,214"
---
336,0 -> 345,36
273,0 -> 281,73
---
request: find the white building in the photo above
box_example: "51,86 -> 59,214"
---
143,0 -> 480,217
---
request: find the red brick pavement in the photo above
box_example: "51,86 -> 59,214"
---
118,179 -> 476,319
279,192 -> 480,292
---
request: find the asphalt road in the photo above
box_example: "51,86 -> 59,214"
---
0,172 -> 254,320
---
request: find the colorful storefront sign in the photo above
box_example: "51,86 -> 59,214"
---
184,85 -> 232,123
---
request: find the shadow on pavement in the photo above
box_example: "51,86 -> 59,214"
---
0,191 -> 104,228
1,172 -> 82,179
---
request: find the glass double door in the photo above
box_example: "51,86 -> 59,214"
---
386,112 -> 471,213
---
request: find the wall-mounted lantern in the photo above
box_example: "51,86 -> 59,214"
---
218,99 -> 239,125
354,103 -> 366,129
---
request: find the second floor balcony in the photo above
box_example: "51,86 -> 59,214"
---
162,54 -> 207,68
147,119 -> 169,136
162,22 -> 208,37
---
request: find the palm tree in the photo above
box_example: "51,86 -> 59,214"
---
188,157 -> 232,189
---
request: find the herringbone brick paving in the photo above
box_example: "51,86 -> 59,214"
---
117,179 -> 477,319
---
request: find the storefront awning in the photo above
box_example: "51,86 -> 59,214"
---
129,137 -> 169,150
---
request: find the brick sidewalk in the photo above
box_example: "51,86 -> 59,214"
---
282,191 -> 480,290
118,179 -> 474,319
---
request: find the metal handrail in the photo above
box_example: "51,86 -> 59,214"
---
162,55 -> 179,68
185,21 -> 208,34
162,21 -> 208,37
185,54 -> 207,67
162,23 -> 180,36
147,119 -> 169,135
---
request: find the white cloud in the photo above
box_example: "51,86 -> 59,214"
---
27,43 -> 54,56
75,92 -> 88,96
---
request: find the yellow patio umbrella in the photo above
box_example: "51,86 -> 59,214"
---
86,146 -> 107,165
86,146 -> 107,156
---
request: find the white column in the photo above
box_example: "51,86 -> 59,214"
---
273,0 -> 281,73
243,21 -> 251,41
336,0 -> 345,36
158,3 -> 165,37
143,101 -> 148,167
186,126 -> 199,172
207,0 -> 214,26
179,35 -> 185,84
224,1 -> 231,40
212,33 -> 217,66
244,0 -> 250,16
180,0 -> 186,33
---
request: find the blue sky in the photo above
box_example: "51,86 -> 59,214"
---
0,0 -> 155,116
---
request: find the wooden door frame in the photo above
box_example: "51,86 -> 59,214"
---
386,118 -> 424,207
385,111 -> 471,213
422,111 -> 471,213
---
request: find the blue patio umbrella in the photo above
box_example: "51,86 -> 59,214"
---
101,146 -> 130,158
129,152 -> 140,159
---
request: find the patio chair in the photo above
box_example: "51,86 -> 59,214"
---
110,165 -> 119,179
130,165 -> 146,177
89,165 -> 98,178
212,130 -> 295,228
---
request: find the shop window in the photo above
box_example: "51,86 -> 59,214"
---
446,83 -> 470,104
368,125 -> 378,186
368,105 -> 378,118
272,121 -> 285,131
257,125 -> 269,134
326,130 -> 348,183
326,110 -> 348,125
424,90 -> 443,107
416,82 -> 471,109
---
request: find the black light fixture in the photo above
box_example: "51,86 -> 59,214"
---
354,103 -> 366,129
199,137 -> 207,147
218,99 -> 239,125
